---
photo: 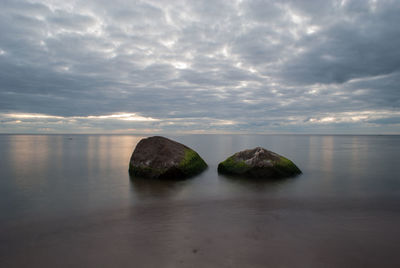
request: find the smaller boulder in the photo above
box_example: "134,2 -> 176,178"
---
218,147 -> 301,179
129,136 -> 207,179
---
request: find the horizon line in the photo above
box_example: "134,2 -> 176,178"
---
1,132 -> 399,136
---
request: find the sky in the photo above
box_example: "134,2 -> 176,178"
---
0,0 -> 399,134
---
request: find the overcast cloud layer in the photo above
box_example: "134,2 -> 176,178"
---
1,0 -> 399,134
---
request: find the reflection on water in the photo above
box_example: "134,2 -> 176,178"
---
8,135 -> 52,194
217,173 -> 295,192
0,135 -> 145,221
87,135 -> 144,171
129,176 -> 187,199
1,134 -> 400,267
1,134 -> 399,211
321,135 -> 334,174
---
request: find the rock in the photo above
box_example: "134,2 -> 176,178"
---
129,136 -> 207,179
218,147 -> 301,179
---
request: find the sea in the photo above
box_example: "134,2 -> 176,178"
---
0,134 -> 399,267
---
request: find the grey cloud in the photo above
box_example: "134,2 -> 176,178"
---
368,117 -> 400,125
280,1 -> 400,85
0,0 -> 399,134
48,11 -> 97,31
1,0 -> 51,17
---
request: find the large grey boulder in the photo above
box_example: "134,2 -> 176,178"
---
218,147 -> 301,179
129,136 -> 207,179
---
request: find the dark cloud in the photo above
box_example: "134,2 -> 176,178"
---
369,117 -> 400,125
0,0 -> 399,133
280,0 -> 400,84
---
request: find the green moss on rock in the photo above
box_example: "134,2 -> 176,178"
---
274,156 -> 302,177
179,149 -> 208,177
217,156 -> 250,175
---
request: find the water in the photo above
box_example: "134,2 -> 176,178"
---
1,134 -> 400,267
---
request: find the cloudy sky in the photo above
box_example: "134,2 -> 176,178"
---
0,0 -> 399,134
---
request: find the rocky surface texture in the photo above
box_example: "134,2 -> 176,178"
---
129,136 -> 207,179
218,147 -> 301,179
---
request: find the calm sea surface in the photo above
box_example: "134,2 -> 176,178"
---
1,134 -> 400,267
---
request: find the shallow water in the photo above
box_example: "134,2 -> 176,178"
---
1,134 -> 400,267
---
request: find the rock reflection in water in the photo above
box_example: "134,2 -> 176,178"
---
129,175 -> 188,200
